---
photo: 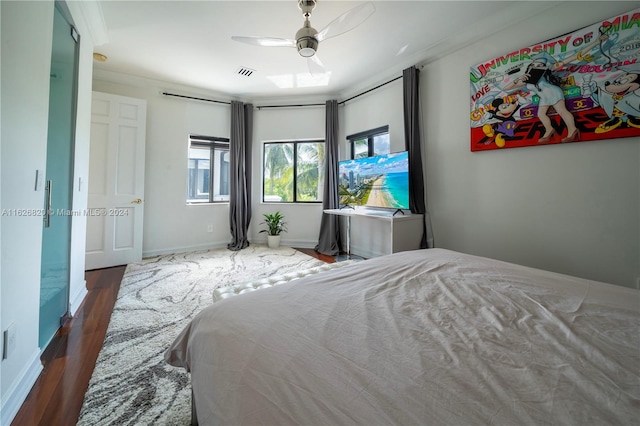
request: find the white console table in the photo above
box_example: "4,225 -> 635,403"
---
324,208 -> 424,258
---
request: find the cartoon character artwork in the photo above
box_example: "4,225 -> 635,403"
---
470,7 -> 640,151
481,95 -> 524,148
585,68 -> 640,133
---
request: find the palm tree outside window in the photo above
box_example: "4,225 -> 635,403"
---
263,140 -> 324,203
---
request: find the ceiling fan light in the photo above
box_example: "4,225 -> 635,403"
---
298,47 -> 316,57
296,36 -> 318,57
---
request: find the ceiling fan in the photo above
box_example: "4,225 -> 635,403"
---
231,0 -> 375,74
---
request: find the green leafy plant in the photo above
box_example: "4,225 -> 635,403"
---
259,211 -> 287,236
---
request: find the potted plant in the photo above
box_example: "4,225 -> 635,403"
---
260,211 -> 287,248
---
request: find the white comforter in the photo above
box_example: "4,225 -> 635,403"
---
165,249 -> 640,425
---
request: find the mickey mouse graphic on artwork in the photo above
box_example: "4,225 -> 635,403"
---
482,96 -> 522,148
584,68 -> 640,133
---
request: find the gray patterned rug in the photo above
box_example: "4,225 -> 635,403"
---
77,245 -> 326,425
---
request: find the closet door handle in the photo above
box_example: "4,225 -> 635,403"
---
44,180 -> 53,228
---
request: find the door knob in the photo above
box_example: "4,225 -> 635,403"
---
131,198 -> 143,204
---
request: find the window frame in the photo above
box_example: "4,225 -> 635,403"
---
262,139 -> 324,204
187,134 -> 230,204
346,125 -> 390,159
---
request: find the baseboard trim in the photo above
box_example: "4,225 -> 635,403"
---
142,239 -> 322,259
1,348 -> 43,426
278,239 -> 319,249
69,279 -> 88,315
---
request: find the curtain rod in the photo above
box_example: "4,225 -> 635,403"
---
162,70 -> 410,109
256,103 -> 325,110
339,75 -> 402,105
161,92 -> 231,105
257,74 -> 404,109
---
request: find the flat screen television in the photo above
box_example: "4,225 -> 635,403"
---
338,151 -> 410,211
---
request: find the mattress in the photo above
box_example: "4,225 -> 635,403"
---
165,248 -> 640,425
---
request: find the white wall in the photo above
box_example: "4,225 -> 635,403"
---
1,1 -> 96,423
1,3 -> 53,420
422,1 -> 639,288
341,78 -> 405,156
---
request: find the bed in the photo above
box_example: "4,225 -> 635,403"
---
165,248 -> 640,425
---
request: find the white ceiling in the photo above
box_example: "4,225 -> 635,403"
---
93,1 -> 560,102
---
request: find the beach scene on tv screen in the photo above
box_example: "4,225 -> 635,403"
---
339,151 -> 409,209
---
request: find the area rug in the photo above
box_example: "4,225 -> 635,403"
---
77,245 -> 327,425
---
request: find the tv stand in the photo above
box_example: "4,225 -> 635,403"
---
324,209 -> 423,258
392,209 -> 405,216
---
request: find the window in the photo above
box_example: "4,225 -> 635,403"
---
187,135 -> 230,203
263,140 -> 324,203
347,125 -> 390,159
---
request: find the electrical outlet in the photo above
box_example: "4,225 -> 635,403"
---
3,322 -> 16,360
207,224 -> 213,233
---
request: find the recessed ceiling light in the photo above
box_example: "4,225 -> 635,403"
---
93,53 -> 108,62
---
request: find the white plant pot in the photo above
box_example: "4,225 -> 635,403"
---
267,235 -> 281,249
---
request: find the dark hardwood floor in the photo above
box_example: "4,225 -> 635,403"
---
11,265 -> 126,426
11,248 -> 331,426
294,247 -> 336,264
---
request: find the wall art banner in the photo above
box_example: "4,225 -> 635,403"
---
470,8 -> 640,152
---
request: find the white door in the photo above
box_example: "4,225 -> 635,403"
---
85,91 -> 147,270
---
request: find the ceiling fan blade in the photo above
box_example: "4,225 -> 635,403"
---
315,2 -> 375,42
307,55 -> 326,76
231,36 -> 296,48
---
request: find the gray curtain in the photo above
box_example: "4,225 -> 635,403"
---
227,101 -> 253,251
315,100 -> 341,255
403,66 -> 434,248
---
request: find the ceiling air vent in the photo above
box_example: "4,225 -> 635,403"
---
236,67 -> 255,77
